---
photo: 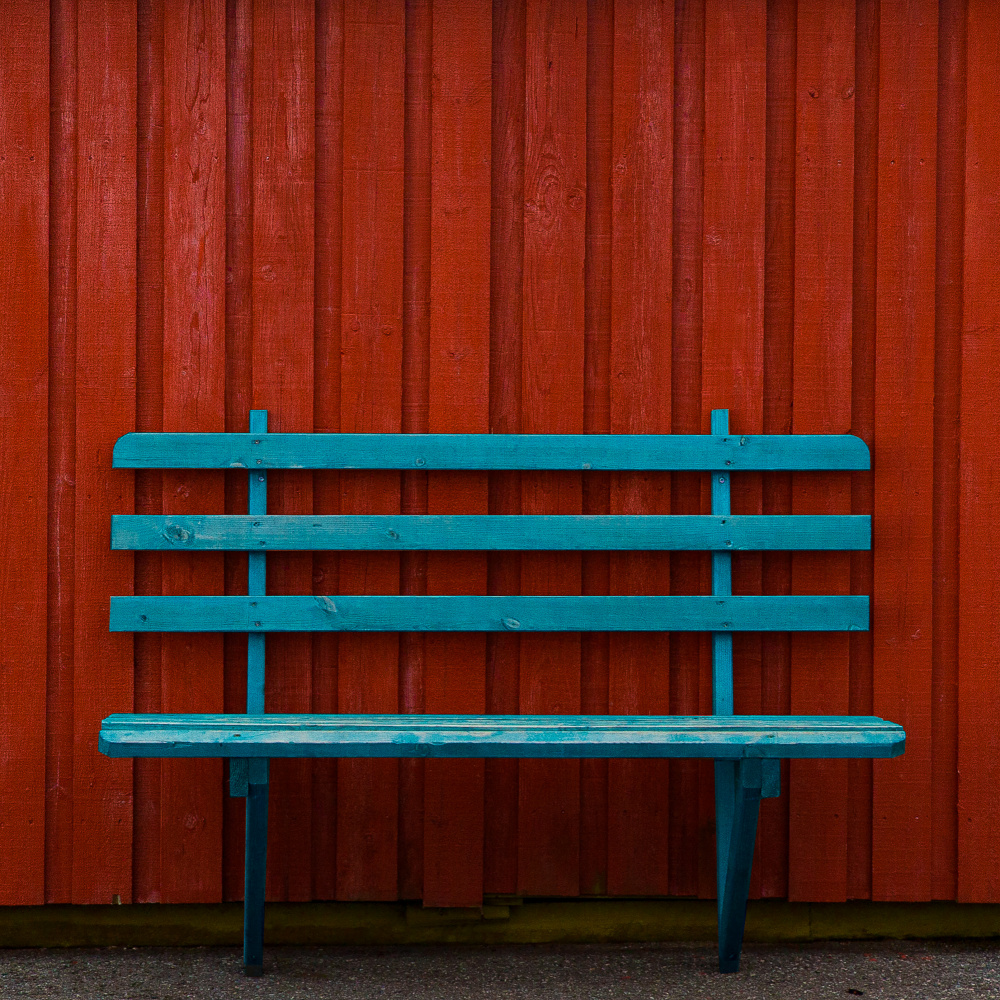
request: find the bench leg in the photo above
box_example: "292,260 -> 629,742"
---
243,759 -> 269,976
716,759 -> 765,974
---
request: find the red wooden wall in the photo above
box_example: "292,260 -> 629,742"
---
1,0 -> 998,907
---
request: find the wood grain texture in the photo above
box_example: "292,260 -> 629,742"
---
73,0 -> 137,905
222,0 -> 254,904
46,0 -> 78,906
423,0 -> 491,908
581,0 -> 612,899
312,0 -> 345,903
112,594 -> 871,633
931,0 -> 963,903
518,0 -> 587,897
112,513 -> 872,551
848,0 -> 877,904
398,0 -> 430,904
669,0 -> 704,901
759,0 -> 796,901
113,431 -> 873,470
958,0 -> 1000,904
788,0 -> 855,903
872,0 -> 935,902
337,0 -> 404,901
101,714 -> 906,759
160,0 -> 227,903
133,0 -> 165,906
252,0 -> 316,902
485,0 -> 524,898
0,0 -> 48,906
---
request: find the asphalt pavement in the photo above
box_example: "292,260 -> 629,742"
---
1,940 -> 998,999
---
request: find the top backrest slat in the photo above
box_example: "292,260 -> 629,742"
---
113,432 -> 870,471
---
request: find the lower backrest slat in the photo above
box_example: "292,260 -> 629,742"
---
110,594 -> 869,633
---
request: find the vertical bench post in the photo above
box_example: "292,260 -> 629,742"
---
243,409 -> 269,975
710,408 -> 762,973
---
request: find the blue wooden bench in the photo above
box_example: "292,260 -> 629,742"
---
100,408 -> 904,975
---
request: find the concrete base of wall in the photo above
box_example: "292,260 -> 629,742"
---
2,899 -> 1000,948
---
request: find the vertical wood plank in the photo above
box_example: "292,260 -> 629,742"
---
760,0 -> 796,901
517,0 -> 586,897
957,0 -> 1000,903
668,0 -> 704,900
607,0 -> 674,896
222,0 -> 253,903
73,0 -> 137,904
872,0 -> 936,902
133,0 -> 164,904
252,0 -> 316,901
931,0 -> 964,904
312,0 -> 344,902
485,0 -> 524,897
397,0 -> 430,904
423,0 -> 491,908
788,0 -> 856,903
702,0 -> 765,899
848,0 -> 878,902
46,0 -> 78,905
0,0 -> 48,905
337,0 -> 404,901
580,0 -> 612,898
160,0 -> 227,902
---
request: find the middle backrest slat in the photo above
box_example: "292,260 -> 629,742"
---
112,514 -> 871,551
110,594 -> 870,633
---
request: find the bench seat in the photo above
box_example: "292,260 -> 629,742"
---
100,713 -> 905,760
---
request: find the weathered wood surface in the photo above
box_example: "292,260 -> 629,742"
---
113,432 -> 871,471
111,593 -> 869,633
100,713 -> 906,759
113,514 -> 871,552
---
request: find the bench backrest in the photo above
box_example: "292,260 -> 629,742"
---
111,408 -> 870,717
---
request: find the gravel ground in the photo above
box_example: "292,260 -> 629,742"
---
1,941 -> 998,999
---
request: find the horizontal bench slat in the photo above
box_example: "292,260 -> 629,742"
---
110,594 -> 868,633
112,514 -> 871,552
112,432 -> 870,471
99,713 -> 904,759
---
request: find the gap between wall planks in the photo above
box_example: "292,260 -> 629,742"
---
4,0 -> 997,906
